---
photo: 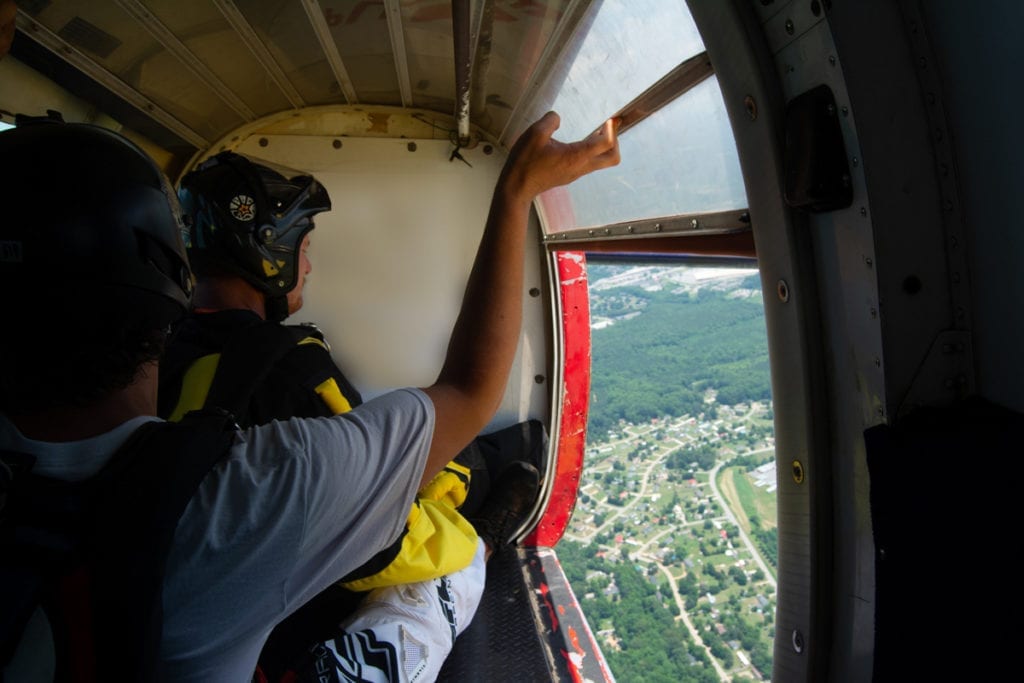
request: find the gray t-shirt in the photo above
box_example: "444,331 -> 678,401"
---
0,388 -> 433,682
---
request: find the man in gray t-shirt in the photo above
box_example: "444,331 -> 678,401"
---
0,114 -> 619,680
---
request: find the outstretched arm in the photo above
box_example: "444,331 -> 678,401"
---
419,112 -> 620,488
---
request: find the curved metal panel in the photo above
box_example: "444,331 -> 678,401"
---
527,249 -> 590,547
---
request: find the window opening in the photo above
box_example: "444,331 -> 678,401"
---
557,256 -> 777,682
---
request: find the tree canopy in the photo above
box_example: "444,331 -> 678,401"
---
587,274 -> 770,440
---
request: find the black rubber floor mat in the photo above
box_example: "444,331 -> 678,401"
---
437,548 -> 552,681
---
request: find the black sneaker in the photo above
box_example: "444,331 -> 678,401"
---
467,461 -> 540,553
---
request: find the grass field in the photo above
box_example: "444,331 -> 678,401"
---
719,465 -> 777,536
733,467 -> 777,531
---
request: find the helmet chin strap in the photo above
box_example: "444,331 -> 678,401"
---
265,294 -> 290,323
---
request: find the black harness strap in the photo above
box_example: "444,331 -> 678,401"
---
0,411 -> 236,682
203,322 -> 309,424
91,411 -> 237,680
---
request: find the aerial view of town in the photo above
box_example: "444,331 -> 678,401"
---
555,262 -> 777,683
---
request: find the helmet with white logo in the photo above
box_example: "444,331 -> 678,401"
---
178,152 -> 330,321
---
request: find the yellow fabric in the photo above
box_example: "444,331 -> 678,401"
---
342,497 -> 478,592
314,377 -> 352,414
418,462 -> 472,510
297,336 -> 329,350
167,353 -> 221,422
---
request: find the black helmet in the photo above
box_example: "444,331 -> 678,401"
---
0,122 -> 192,326
177,151 -> 330,321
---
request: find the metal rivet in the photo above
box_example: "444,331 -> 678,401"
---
828,54 -> 836,66
259,138 -> 268,147
529,288 -> 541,298
870,308 -> 878,319
852,156 -> 859,167
777,280 -> 790,302
791,460 -> 804,484
627,225 -> 634,233
407,142 -> 417,152
588,230 -> 595,236
483,145 -> 493,155
874,357 -> 881,368
654,224 -> 662,232
841,105 -> 849,116
534,375 -> 545,384
860,207 -> 868,217
690,218 -> 699,229
277,280 -> 285,288
785,18 -> 795,35
865,257 -> 873,268
744,95 -> 758,121
604,228 -> 611,235
332,139 -> 342,149
792,629 -> 805,654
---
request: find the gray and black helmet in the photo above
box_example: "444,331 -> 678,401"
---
0,122 -> 193,327
177,152 -> 330,321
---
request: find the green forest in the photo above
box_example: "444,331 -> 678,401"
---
586,271 -> 771,441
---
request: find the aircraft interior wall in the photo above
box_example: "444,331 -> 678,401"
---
921,1 -> 1024,413
691,1 -> 1022,680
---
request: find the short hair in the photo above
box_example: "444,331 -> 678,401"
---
0,300 -> 168,414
